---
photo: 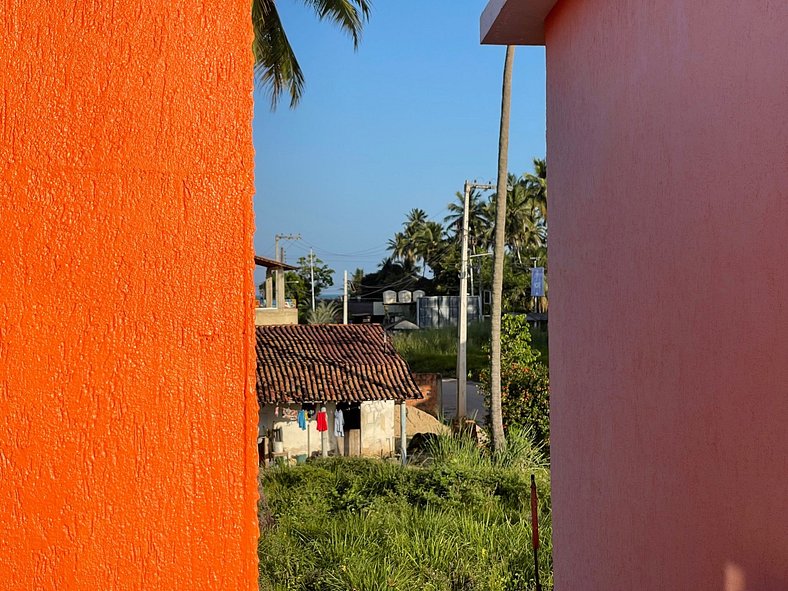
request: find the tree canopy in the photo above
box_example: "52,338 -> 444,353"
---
360,159 -> 548,313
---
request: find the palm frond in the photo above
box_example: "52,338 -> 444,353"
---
252,0 -> 305,109
303,0 -> 372,49
252,0 -> 372,109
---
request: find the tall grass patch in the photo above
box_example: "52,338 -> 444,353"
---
392,321 -> 491,377
259,429 -> 552,591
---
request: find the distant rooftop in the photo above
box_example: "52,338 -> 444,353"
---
255,324 -> 423,404
254,255 -> 298,271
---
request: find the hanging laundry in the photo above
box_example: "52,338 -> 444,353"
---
316,409 -> 328,433
281,407 -> 298,421
297,409 -> 307,430
334,409 -> 345,437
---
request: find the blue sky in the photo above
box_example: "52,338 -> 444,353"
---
253,1 -> 546,295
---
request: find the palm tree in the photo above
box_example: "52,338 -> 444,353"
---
307,301 -> 340,324
490,45 -> 516,452
404,208 -> 428,233
388,208 -> 431,273
485,166 -> 547,266
505,176 -> 546,264
387,232 -> 418,269
414,221 -> 446,277
445,189 -> 492,251
524,157 -> 547,223
252,0 -> 372,109
349,268 -> 365,296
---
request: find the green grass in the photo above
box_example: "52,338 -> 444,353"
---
258,428 -> 552,591
393,321 -> 549,376
392,322 -> 492,377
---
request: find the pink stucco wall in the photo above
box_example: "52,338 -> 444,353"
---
546,1 -> 788,589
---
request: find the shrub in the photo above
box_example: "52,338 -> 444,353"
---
479,315 -> 551,449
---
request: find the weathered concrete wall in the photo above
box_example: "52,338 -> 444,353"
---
260,401 -> 397,458
0,2 -> 258,589
546,1 -> 788,589
255,307 -> 298,326
361,400 -> 396,456
259,403 -> 341,457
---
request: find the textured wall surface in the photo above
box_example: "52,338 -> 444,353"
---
259,403 -> 343,457
0,2 -> 258,589
546,1 -> 788,589
361,400 -> 395,455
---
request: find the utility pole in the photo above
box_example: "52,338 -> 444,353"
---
309,248 -> 316,312
457,181 -> 494,420
274,233 -> 300,308
274,233 -> 301,263
343,270 -> 348,324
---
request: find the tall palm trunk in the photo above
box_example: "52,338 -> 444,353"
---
490,45 -> 515,452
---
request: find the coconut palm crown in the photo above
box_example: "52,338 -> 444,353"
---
253,0 -> 372,109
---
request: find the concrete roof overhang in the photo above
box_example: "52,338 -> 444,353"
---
480,0 -> 557,45
254,255 -> 298,271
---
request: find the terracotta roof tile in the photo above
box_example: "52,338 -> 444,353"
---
255,324 -> 423,404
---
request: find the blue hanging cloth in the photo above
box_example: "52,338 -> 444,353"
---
297,409 -> 307,430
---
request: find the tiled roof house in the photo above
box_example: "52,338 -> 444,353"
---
256,323 -> 422,404
255,324 -> 422,459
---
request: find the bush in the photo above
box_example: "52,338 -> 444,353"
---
479,315 -> 551,449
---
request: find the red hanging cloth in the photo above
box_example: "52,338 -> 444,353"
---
316,411 -> 328,432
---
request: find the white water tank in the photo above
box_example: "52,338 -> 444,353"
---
412,290 -> 426,301
382,290 -> 397,304
398,290 -> 412,303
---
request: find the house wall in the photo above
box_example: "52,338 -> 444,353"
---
259,401 -> 397,458
255,307 -> 299,326
0,2 -> 257,590
360,400 -> 396,456
546,2 -> 788,589
259,403 -> 341,458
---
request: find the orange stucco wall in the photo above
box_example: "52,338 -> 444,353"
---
0,2 -> 258,589
546,1 -> 788,589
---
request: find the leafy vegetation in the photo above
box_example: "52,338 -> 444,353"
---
479,315 -> 550,449
307,301 -> 340,325
258,429 -> 552,591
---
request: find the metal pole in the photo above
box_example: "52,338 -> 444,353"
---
400,401 -> 407,465
343,270 -> 348,324
531,474 -> 542,591
479,260 -> 484,318
310,248 -> 316,312
456,180 -> 471,420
